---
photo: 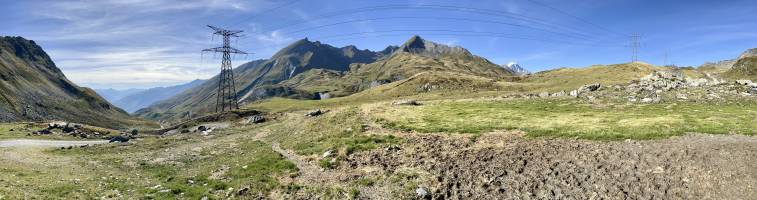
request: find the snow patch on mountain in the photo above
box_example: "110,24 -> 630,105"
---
502,62 -> 530,76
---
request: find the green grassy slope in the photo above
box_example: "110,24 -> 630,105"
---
373,99 -> 757,140
724,57 -> 757,80
516,62 -> 657,92
136,39 -> 392,122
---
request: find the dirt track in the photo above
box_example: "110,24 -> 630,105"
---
0,139 -> 108,148
341,132 -> 757,199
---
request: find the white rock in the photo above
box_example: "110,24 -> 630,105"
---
322,150 -> 333,158
416,187 -> 428,197
735,80 -> 753,85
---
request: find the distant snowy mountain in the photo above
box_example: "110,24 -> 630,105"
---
502,62 -> 530,76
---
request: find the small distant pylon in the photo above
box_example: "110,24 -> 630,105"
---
203,25 -> 248,113
629,33 -> 641,63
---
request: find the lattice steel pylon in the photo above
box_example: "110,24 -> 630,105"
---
203,25 -> 248,113
629,33 -> 641,63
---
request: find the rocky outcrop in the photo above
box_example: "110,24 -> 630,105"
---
32,121 -> 110,139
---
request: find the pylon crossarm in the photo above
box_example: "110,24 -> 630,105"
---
202,47 -> 248,54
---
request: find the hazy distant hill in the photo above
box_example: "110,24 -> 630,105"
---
111,79 -> 204,113
136,35 -> 512,122
0,36 -> 152,129
95,88 -> 145,103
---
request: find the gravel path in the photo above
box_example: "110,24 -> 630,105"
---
0,139 -> 108,148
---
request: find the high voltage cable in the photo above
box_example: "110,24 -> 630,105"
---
281,16 -> 594,41
247,29 -> 625,52
525,0 -> 627,37
314,30 -> 625,46
216,2 -> 627,60
224,0 -> 303,28
252,4 -> 596,39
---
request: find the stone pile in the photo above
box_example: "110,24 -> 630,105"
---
627,71 -> 687,93
735,80 -> 757,94
246,115 -> 266,124
32,121 -> 104,138
525,83 -> 601,99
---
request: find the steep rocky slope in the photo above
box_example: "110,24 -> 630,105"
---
139,36 -> 514,122
279,35 -> 512,97
724,50 -> 757,80
136,39 -> 394,121
0,36 -> 151,129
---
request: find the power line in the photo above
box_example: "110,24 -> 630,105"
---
253,4 -> 597,39
225,0 -> 303,28
202,25 -> 249,112
525,0 -> 627,37
248,29 -> 626,52
281,16 -> 594,41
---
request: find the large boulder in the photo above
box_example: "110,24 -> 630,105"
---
579,83 -> 601,93
108,135 -> 131,143
305,109 -> 325,117
735,80 -> 754,85
392,99 -> 421,106
247,115 -> 266,124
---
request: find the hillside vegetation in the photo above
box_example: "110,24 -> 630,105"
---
137,36 -> 512,123
0,36 -> 155,129
724,57 -> 757,80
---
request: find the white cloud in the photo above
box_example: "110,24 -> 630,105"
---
13,0 -> 289,89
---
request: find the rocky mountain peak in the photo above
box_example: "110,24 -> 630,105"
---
397,35 -> 472,58
739,48 -> 757,59
0,36 -> 60,74
502,62 -> 531,76
400,35 -> 426,52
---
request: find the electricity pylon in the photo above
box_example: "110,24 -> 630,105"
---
630,33 -> 640,63
203,25 -> 248,113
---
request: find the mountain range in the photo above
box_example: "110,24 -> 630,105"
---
0,36 -> 152,129
135,35 -> 512,121
94,79 -> 205,113
2,34 -> 754,127
95,88 -> 145,102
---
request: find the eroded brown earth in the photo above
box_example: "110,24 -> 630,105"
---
336,132 -> 756,199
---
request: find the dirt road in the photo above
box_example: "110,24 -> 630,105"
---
341,132 -> 757,199
0,139 -> 108,148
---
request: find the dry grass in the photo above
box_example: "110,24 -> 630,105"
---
371,98 -> 757,140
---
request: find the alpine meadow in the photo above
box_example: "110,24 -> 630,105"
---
1,0 -> 756,199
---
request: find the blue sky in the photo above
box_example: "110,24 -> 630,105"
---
2,0 -> 756,89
